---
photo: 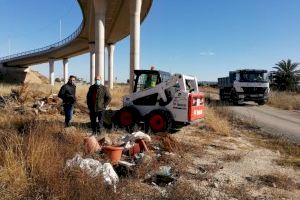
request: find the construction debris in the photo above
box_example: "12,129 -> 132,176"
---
67,131 -> 183,192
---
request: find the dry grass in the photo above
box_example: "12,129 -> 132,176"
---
168,181 -> 210,199
256,173 -> 300,190
204,106 -> 231,136
276,157 -> 300,168
222,184 -> 252,200
0,113 -> 120,199
109,85 -> 129,108
0,132 -> 29,200
200,86 -> 219,94
0,84 -> 16,96
268,91 -> 300,110
247,133 -> 300,169
220,153 -> 243,162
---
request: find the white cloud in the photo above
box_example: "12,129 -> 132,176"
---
199,51 -> 215,56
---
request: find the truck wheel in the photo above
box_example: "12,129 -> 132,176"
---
147,110 -> 172,133
219,89 -> 225,101
230,89 -> 239,105
117,107 -> 139,130
256,100 -> 265,105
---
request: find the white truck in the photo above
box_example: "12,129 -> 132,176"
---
115,69 -> 205,132
218,69 -> 270,105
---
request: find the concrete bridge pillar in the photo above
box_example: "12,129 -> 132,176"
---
89,43 -> 96,85
93,0 -> 107,85
108,43 -> 115,89
49,59 -> 55,86
130,0 -> 142,91
63,58 -> 69,84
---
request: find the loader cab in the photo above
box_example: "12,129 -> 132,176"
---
133,70 -> 171,92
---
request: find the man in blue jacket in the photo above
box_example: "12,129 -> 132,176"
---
58,75 -> 76,127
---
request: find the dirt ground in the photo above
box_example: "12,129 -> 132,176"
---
171,122 -> 300,199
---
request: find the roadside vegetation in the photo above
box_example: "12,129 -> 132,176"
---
267,91 -> 300,110
272,59 -> 300,92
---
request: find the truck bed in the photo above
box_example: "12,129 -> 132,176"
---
218,77 -> 232,88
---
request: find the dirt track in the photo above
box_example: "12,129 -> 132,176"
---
229,103 -> 300,144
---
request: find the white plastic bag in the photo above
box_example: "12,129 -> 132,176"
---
122,131 -> 151,143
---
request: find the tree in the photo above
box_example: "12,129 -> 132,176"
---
273,59 -> 300,91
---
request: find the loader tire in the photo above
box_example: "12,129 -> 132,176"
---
117,107 -> 139,130
147,110 -> 172,133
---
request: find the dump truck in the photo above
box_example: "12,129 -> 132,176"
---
218,69 -> 270,105
114,69 -> 205,132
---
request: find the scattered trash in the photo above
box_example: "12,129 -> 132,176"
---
114,161 -> 136,177
145,166 -> 178,187
118,160 -> 136,168
157,166 -> 172,177
84,136 -> 101,154
65,154 -> 103,177
102,163 -> 119,192
198,166 -> 207,174
122,131 -> 151,143
134,152 -> 145,164
65,154 -> 119,191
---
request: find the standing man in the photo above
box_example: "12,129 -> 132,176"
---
58,75 -> 77,127
87,76 -> 112,134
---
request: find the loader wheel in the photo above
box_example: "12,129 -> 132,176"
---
148,110 -> 172,133
117,107 -> 139,129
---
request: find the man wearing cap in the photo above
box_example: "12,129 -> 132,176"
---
86,76 -> 112,134
58,75 -> 77,127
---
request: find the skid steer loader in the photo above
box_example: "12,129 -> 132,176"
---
115,69 -> 205,133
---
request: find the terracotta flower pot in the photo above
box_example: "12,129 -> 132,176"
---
102,146 -> 124,165
84,136 -> 101,154
137,139 -> 149,152
129,143 -> 141,157
128,139 -> 149,157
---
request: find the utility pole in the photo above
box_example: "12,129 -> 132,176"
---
8,38 -> 11,55
59,19 -> 62,40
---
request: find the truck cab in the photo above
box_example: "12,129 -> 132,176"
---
218,69 -> 270,105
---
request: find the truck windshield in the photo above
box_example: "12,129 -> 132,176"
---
239,72 -> 268,82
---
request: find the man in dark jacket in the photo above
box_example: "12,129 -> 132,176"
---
58,75 -> 76,127
87,76 -> 112,134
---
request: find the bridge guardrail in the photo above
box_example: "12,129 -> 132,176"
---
0,21 -> 84,63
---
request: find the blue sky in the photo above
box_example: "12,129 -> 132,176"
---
1,0 -> 300,82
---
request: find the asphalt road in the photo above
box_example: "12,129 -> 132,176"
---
229,102 -> 300,144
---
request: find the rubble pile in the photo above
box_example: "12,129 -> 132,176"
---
65,131 -> 179,193
0,84 -> 89,115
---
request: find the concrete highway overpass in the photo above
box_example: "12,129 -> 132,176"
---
0,0 -> 153,88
